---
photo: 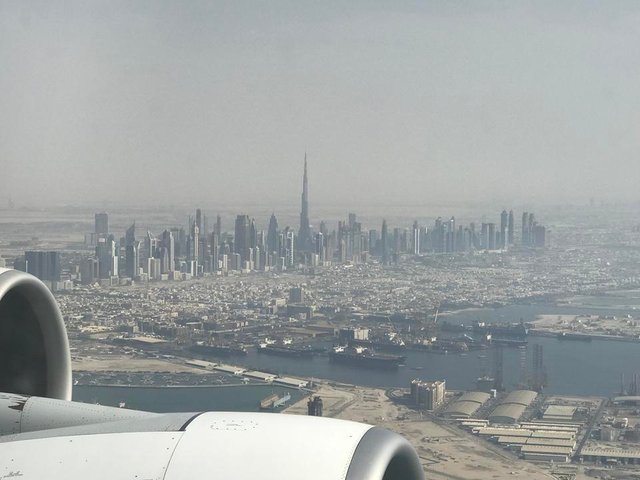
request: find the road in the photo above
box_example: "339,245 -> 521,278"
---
575,398 -> 606,458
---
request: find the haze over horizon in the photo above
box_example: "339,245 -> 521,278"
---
1,1 -> 639,208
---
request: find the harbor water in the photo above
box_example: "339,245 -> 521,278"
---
223,301 -> 640,396
73,383 -> 304,413
73,296 -> 640,410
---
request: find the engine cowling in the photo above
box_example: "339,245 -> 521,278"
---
0,268 -> 71,400
0,412 -> 425,480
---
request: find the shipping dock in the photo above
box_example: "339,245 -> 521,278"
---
190,343 -> 248,357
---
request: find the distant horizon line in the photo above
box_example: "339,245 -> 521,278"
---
2,199 -> 637,212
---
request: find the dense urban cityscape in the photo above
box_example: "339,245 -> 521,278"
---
2,161 -> 640,479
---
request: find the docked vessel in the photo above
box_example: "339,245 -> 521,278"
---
349,339 -> 407,353
190,342 -> 248,357
473,322 -> 528,338
329,346 -> 405,369
258,344 -> 314,358
408,339 -> 469,353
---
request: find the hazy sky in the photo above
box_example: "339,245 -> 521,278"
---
1,1 -> 639,208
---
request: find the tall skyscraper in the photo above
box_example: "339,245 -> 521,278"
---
125,243 -> 139,279
369,229 -> 379,255
96,236 -> 118,279
508,210 -> 515,245
125,222 -> 139,279
211,232 -> 219,271
412,221 -> 420,255
250,218 -> 258,251
500,210 -> 508,249
315,232 -> 325,262
161,229 -> 175,273
191,223 -> 199,264
532,224 -> 546,248
298,155 -> 313,252
194,208 -> 207,266
234,214 -> 251,264
171,227 -> 184,258
480,223 -> 489,249
80,257 -> 99,285
144,231 -> 158,264
95,213 -> 109,236
381,219 -> 389,265
195,209 -> 202,231
446,217 -> 456,253
215,215 -> 222,240
125,222 -> 135,246
283,229 -> 296,267
522,212 -> 529,245
433,217 -> 445,253
488,223 -> 496,250
267,213 -> 279,253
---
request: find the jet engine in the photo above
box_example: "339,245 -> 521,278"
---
0,269 -> 424,480
0,268 -> 71,400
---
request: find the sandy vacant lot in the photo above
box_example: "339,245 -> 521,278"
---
72,355 -> 209,374
285,382 -> 554,480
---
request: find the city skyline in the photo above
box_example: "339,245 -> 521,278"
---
7,147 -> 549,284
21,158 -> 556,248
13,162 -> 548,285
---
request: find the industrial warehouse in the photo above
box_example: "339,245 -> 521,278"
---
470,423 -> 579,462
488,390 -> 539,424
393,382 -> 607,466
443,391 -> 491,419
438,391 -> 596,464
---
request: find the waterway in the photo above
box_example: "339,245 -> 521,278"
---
227,300 -> 640,397
73,296 -> 640,410
73,383 -> 304,413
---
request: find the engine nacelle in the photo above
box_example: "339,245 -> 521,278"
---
0,268 -> 71,400
0,412 -> 425,480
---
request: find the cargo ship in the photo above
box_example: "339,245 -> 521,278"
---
190,342 -> 248,357
257,344 -> 314,358
407,339 -> 469,353
329,346 -> 405,369
349,339 -> 407,353
473,322 -> 528,338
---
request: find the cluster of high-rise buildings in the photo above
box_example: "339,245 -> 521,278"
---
15,156 -> 548,286
81,211 -> 215,284
376,209 -> 547,265
410,379 -> 446,410
14,251 -> 61,283
521,212 -> 547,248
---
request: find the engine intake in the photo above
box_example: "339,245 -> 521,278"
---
0,269 -> 71,400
